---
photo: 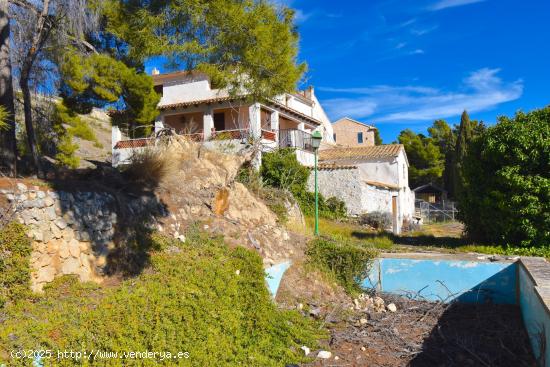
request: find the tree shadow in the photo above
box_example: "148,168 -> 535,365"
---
351,230 -> 468,249
408,302 -> 535,366
43,165 -> 169,277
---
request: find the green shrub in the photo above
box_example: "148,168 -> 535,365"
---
0,222 -> 32,307
459,106 -> 550,247
261,148 -> 310,194
307,236 -> 378,294
0,232 -> 324,366
259,149 -> 348,219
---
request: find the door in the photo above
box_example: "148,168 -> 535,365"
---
392,196 -> 398,234
214,112 -> 225,131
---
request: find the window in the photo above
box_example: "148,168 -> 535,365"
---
357,132 -> 363,144
333,133 -> 336,142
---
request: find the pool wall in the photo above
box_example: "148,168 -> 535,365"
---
362,255 -> 550,367
363,257 -> 517,304
518,258 -> 550,366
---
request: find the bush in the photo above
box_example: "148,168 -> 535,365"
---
0,222 -> 32,307
307,236 -> 378,294
459,106 -> 550,247
0,232 -> 324,366
259,149 -> 348,220
261,148 -> 310,193
359,211 -> 392,230
123,142 -> 180,188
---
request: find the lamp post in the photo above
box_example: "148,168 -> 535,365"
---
311,131 -> 323,236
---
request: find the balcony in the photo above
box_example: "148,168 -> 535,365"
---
278,129 -> 314,152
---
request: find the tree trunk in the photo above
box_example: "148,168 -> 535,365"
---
18,0 -> 50,177
19,74 -> 42,175
0,0 -> 17,176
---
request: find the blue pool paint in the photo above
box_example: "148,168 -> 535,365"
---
265,261 -> 291,298
362,258 -> 517,304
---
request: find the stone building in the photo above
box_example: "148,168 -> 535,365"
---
307,144 -> 415,234
332,117 -> 377,147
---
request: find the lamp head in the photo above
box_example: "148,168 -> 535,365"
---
311,130 -> 322,150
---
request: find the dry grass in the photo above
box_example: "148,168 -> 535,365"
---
123,137 -> 189,188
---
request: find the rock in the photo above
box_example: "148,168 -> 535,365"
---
46,206 -> 57,220
177,234 -> 186,242
16,182 -> 27,192
50,223 -> 62,239
361,346 -> 366,351
297,303 -> 303,310
61,257 -> 81,275
373,296 -> 385,312
235,269 -> 240,275
47,240 -> 60,254
387,303 -> 397,312
6,193 -> 15,201
96,255 -> 107,267
68,239 -> 80,258
300,346 -> 310,356
35,265 -> 55,284
37,254 -> 52,268
334,356 -> 340,361
359,318 -> 368,325
37,191 -> 46,199
317,351 -> 332,359
59,241 -> 70,259
43,196 -> 54,207
55,218 -> 68,229
28,191 -> 37,200
309,307 -> 321,318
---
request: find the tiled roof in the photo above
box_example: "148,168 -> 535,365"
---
114,138 -> 154,149
319,144 -> 404,162
158,96 -> 240,110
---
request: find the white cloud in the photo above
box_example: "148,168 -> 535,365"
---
430,0 -> 486,11
409,49 -> 425,55
294,9 -> 312,23
319,68 -> 523,123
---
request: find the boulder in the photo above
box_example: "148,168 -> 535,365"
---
68,239 -> 80,258
317,351 -> 332,359
35,265 -> 55,284
16,182 -> 27,192
61,257 -> 81,275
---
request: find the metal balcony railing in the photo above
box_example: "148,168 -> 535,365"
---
278,129 -> 314,152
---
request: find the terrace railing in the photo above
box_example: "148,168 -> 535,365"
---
278,129 -> 314,152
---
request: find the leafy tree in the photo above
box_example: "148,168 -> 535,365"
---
104,0 -> 306,100
458,106 -> 550,247
373,128 -> 382,145
397,129 -> 444,188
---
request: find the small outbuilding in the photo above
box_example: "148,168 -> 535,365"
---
413,183 -> 448,204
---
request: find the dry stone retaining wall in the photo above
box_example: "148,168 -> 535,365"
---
1,182 -> 161,292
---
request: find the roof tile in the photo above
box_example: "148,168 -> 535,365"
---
320,144 -> 404,162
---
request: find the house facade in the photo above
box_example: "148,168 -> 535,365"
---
307,144 -> 415,234
332,117 -> 377,147
112,70 -> 335,167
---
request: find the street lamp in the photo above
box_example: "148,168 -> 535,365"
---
311,130 -> 323,236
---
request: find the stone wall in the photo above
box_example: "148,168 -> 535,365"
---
307,167 -> 366,216
1,182 -> 161,292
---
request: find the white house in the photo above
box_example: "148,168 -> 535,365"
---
307,144 -> 415,234
112,69 -> 335,167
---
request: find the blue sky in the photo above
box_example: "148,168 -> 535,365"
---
283,0 -> 550,142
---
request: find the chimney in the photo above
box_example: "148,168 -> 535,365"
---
305,86 -> 314,100
151,67 -> 160,75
